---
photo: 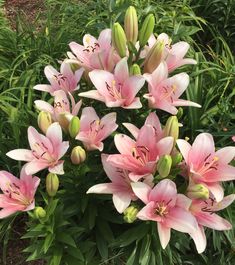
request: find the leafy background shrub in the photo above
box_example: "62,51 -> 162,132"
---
0,0 -> 234,264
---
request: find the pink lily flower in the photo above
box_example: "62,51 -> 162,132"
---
87,154 -> 154,213
131,179 -> 198,249
76,107 -> 118,151
34,61 -> 84,95
35,90 -> 82,129
68,29 -> 120,72
107,124 -> 174,182
122,112 -> 163,142
189,194 -> 235,253
144,62 -> 201,115
140,33 -> 197,72
6,123 -> 69,175
79,57 -> 145,109
177,133 -> 235,202
87,154 -> 137,213
0,168 -> 40,218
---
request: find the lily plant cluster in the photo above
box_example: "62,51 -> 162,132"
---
1,5 -> 235,255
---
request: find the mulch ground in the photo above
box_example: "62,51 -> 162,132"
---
2,2 -> 46,263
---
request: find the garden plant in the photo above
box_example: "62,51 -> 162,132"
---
0,0 -> 235,264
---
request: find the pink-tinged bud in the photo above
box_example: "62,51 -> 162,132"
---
34,207 -> 46,219
69,116 -> 80,138
46,173 -> 59,197
37,111 -> 52,134
130,64 -> 141,75
157,155 -> 172,178
164,116 -> 179,144
57,113 -> 72,132
112,22 -> 127,58
187,184 -> 209,200
144,40 -> 165,73
124,6 -> 138,45
139,14 -> 155,47
123,206 -> 139,223
71,146 -> 86,165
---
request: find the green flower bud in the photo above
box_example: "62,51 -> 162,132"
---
69,116 -> 80,138
139,14 -> 155,47
176,107 -> 183,119
57,113 -> 72,132
172,152 -> 183,166
34,207 -> 46,219
130,64 -> 141,75
71,146 -> 86,165
123,206 -> 138,223
187,184 -> 209,200
143,40 -> 165,73
124,6 -> 138,45
112,22 -> 127,58
46,173 -> 59,197
38,111 -> 52,134
164,116 -> 179,144
157,155 -> 172,178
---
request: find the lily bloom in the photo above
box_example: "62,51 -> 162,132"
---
87,154 -> 137,213
189,194 -> 235,253
35,90 -> 82,130
0,168 -> 40,218
131,179 -> 198,249
76,107 -> 118,151
140,33 -> 197,73
68,29 -> 120,72
34,61 -> 84,95
107,124 -> 174,182
79,57 -> 145,109
7,123 -> 69,175
122,112 -> 163,142
177,133 -> 235,202
144,62 -> 201,115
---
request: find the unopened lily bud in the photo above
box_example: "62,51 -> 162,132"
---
172,152 -> 183,166
144,40 -> 165,73
130,64 -> 141,75
71,146 -> 86,165
139,14 -> 155,47
112,23 -> 127,58
69,116 -> 80,138
34,207 -> 46,219
187,184 -> 209,200
38,111 -> 52,134
57,113 -> 72,132
164,116 -> 179,144
46,173 -> 59,197
123,206 -> 138,223
124,6 -> 138,45
157,155 -> 172,178
177,107 -> 183,119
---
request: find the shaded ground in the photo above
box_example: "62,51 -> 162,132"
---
4,0 -> 45,29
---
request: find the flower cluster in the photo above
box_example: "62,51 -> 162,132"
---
1,5 -> 234,255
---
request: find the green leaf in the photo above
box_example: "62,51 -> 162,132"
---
66,246 -> 84,261
49,248 -> 63,265
96,230 -> 108,260
57,233 -> 76,248
43,233 -> 55,254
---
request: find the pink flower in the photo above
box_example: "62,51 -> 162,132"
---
0,168 -> 40,218
87,154 -> 137,213
140,33 -> 197,72
122,112 -> 163,142
35,90 -> 82,128
7,123 -> 69,175
107,124 -> 173,182
34,61 -> 84,95
189,194 -> 235,253
79,57 -> 145,109
131,179 -> 198,249
76,107 -> 118,151
144,62 -> 201,115
68,29 -> 120,72
232,136 -> 235,142
177,133 -> 235,201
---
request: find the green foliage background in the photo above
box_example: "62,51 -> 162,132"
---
0,0 -> 234,264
